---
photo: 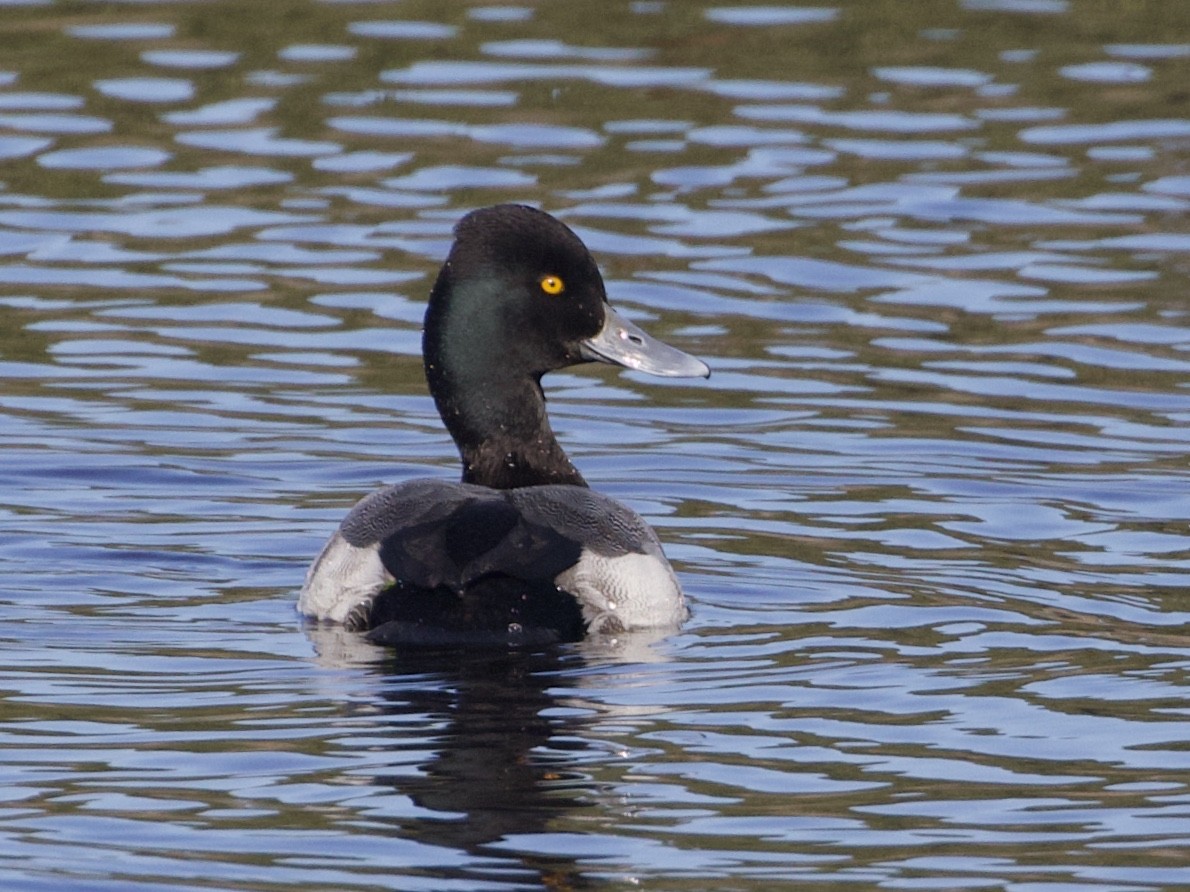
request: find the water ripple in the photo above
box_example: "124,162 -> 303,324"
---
1,2 -> 1187,890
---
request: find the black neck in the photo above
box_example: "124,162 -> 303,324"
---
424,287 -> 587,489
439,371 -> 587,489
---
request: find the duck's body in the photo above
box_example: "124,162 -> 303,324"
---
299,204 -> 708,647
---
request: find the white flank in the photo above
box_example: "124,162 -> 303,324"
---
555,548 -> 686,634
297,532 -> 393,624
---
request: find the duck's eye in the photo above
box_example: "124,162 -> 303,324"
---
539,275 -> 565,296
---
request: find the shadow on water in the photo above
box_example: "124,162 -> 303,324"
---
306,626 -> 609,890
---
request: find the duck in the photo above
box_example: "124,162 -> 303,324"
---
298,203 -> 709,647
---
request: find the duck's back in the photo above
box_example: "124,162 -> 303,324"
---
298,479 -> 687,646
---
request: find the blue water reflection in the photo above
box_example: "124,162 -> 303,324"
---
0,0 -> 1187,889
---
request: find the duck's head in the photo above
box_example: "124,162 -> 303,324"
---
423,203 -> 708,489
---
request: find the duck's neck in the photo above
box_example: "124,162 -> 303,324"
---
435,372 -> 587,489
424,314 -> 587,490
464,390 -> 590,490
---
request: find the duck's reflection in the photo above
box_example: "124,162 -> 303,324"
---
305,626 -> 665,889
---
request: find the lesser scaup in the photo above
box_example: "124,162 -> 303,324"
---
299,204 -> 708,646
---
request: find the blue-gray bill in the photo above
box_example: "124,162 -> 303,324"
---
580,304 -> 710,378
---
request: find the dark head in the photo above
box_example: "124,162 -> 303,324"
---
423,204 -> 708,489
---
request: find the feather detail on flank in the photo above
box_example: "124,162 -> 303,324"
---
555,549 -> 687,635
299,532 -> 393,628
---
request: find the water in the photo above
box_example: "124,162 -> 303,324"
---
1,1 -> 1187,889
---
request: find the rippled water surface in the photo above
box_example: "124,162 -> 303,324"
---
1,1 -> 1188,889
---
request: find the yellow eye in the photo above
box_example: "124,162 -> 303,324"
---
539,275 -> 565,296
